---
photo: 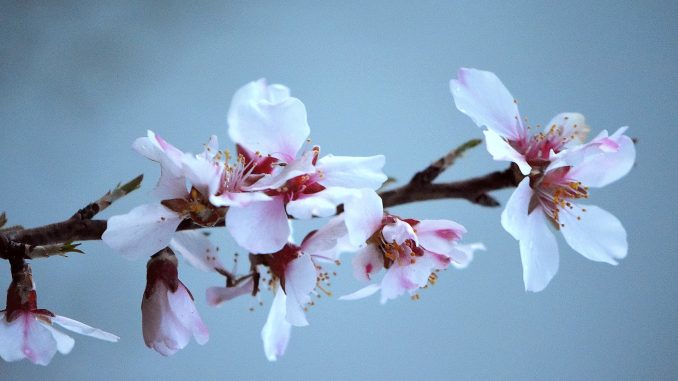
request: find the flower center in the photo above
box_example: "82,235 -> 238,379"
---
532,167 -> 589,226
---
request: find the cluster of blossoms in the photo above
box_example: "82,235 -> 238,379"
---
0,68 -> 635,365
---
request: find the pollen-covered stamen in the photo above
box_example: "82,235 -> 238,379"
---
533,166 -> 589,226
515,117 -> 589,167
368,220 -> 424,269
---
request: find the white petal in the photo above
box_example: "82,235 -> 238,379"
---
316,154 -> 387,189
228,79 -> 310,160
301,215 -> 349,262
450,68 -> 526,141
338,284 -> 381,301
102,204 -> 183,260
382,219 -> 418,245
484,129 -> 531,175
167,283 -> 209,346
343,189 -> 384,247
286,193 -> 338,219
519,208 -> 560,292
559,204 -> 627,265
206,279 -> 254,306
450,243 -> 486,269
284,254 -> 317,326
52,315 -> 119,342
226,196 -> 290,254
209,191 -> 271,207
182,154 -> 222,197
0,312 -> 58,365
41,324 -> 75,355
351,245 -> 384,282
414,219 -> 467,254
170,231 -> 223,272
152,165 -> 188,200
567,132 -> 635,188
261,289 -> 292,362
380,266 -> 418,303
501,178 -> 533,240
133,131 -> 184,175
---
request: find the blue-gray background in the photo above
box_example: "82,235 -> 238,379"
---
1,1 -> 676,379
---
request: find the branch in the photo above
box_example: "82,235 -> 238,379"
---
409,139 -> 482,186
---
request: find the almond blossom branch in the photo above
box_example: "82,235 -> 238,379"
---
2,164 -> 520,253
409,138 -> 482,186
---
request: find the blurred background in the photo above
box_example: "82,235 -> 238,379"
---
1,1 -> 676,379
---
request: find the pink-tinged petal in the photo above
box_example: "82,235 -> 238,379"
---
316,154 -> 387,189
0,312 -> 58,365
380,266 -> 418,303
301,215 -> 349,262
545,113 -> 590,145
414,219 -> 467,254
484,129 -> 531,175
343,189 -> 384,247
450,68 -> 525,141
351,245 -> 384,282
142,282 -> 190,356
133,131 -> 184,175
261,289 -> 292,362
284,254 -> 316,326
501,178 -> 533,240
338,284 -> 381,301
228,79 -> 310,160
567,131 -> 635,188
51,315 -> 119,342
167,283 -> 209,346
559,204 -> 627,265
206,279 -> 254,307
198,135 -> 219,160
170,231 -> 224,273
209,191 -> 271,208
182,154 -> 223,197
41,324 -> 75,355
519,208 -> 560,292
103,204 -> 183,260
382,219 -> 418,245
246,150 -> 316,191
226,196 -> 289,254
450,243 -> 486,269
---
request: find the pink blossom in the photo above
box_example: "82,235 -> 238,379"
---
340,190 -> 483,303
451,68 -> 636,292
142,249 -> 209,356
225,79 -> 387,254
0,265 -> 118,366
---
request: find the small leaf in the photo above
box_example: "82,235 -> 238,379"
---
0,212 -> 6,229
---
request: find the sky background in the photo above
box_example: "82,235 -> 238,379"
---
1,1 -> 676,379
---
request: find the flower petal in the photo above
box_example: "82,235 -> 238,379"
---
450,242 -> 486,269
209,191 -> 271,208
316,154 -> 387,189
301,215 -> 350,262
51,315 -> 119,342
0,312 -> 58,365
167,283 -> 209,346
142,282 -> 191,356
41,324 -> 75,355
382,218 -> 418,245
501,178 -> 533,240
170,231 -> 224,273
519,208 -> 560,292
226,196 -> 290,254
182,154 -> 222,197
545,113 -> 590,145
338,284 -> 381,301
380,265 -> 418,303
261,289 -> 292,362
102,204 -> 183,260
206,279 -> 254,307
559,204 -> 627,265
351,245 -> 384,282
343,189 -> 384,247
414,219 -> 467,254
566,130 -> 635,188
284,254 -> 317,326
484,129 -> 531,175
450,68 -> 525,141
228,79 -> 310,160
